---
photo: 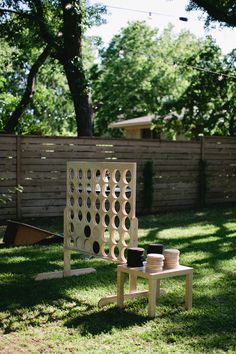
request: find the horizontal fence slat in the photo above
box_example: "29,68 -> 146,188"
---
0,134 -> 236,221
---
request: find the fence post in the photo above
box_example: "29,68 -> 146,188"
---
199,137 -> 206,207
142,160 -> 154,214
16,135 -> 22,219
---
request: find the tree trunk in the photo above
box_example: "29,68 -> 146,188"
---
60,0 -> 93,137
4,45 -> 51,133
63,60 -> 92,137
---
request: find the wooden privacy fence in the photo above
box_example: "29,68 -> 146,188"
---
0,135 -> 236,221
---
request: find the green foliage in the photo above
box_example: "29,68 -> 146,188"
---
0,39 -> 76,135
187,0 -> 236,27
91,21 -> 236,139
91,22 -> 212,137
0,207 -> 236,352
157,42 -> 236,138
0,185 -> 23,205
0,0 -> 106,136
91,21 -> 160,136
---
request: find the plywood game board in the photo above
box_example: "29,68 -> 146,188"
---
65,161 -> 138,264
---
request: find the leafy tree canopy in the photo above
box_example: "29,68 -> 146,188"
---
91,21 -> 214,137
91,20 -> 236,139
187,0 -> 236,27
0,0 -> 106,136
157,43 -> 236,138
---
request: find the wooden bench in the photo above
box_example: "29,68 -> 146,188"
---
117,264 -> 193,318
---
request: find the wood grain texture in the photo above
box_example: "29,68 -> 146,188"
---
0,135 -> 235,220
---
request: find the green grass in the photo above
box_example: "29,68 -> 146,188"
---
0,206 -> 236,353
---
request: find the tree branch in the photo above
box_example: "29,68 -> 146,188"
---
4,44 -> 51,133
31,0 -> 58,48
190,0 -> 236,27
0,7 -> 33,20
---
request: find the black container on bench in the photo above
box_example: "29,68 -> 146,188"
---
127,247 -> 145,267
147,243 -> 164,255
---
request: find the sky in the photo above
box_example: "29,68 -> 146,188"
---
87,0 -> 236,54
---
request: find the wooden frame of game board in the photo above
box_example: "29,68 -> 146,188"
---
35,161 -> 139,283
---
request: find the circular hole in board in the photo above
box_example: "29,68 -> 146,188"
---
96,169 -> 101,182
95,213 -> 100,224
69,168 -> 75,179
123,201 -> 131,215
103,184 -> 110,197
78,196 -> 82,207
102,169 -> 110,182
78,183 -> 83,193
87,197 -> 91,208
112,200 -> 120,214
114,169 -> 121,183
123,186 -> 131,200
70,209 -> 74,220
69,222 -> 74,233
87,183 -> 92,194
70,182 -> 75,193
87,169 -> 92,180
114,246 -> 120,258
123,217 -> 131,231
103,228 -> 110,242
87,211 -> 91,222
96,184 -> 101,195
78,169 -> 83,179
78,210 -> 83,221
101,243 -> 110,257
113,185 -> 120,198
124,170 -> 132,184
93,241 -> 100,254
112,215 -> 120,229
103,199 -> 110,212
70,197 -> 74,206
103,214 -> 110,227
84,225 -> 91,238
95,198 -> 100,210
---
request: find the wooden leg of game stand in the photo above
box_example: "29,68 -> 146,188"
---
63,208 -> 71,277
35,208 -> 96,281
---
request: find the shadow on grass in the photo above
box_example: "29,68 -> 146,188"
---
0,206 -> 236,351
65,306 -> 147,335
139,207 -> 236,269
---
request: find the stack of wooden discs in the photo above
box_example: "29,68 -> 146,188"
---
163,249 -> 180,269
146,253 -> 165,272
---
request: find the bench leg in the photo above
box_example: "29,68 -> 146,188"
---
156,279 -> 161,298
129,273 -> 137,293
148,277 -> 157,318
185,270 -> 193,310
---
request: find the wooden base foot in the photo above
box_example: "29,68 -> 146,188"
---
98,288 -> 166,307
35,268 -> 96,281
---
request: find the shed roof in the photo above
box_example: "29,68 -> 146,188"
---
110,115 -> 155,129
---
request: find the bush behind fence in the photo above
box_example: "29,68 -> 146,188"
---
0,134 -> 236,221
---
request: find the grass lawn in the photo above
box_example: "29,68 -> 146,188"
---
0,206 -> 236,353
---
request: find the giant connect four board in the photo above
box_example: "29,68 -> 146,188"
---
66,161 -> 138,263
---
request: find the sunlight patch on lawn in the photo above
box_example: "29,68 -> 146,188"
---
158,224 -> 219,239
